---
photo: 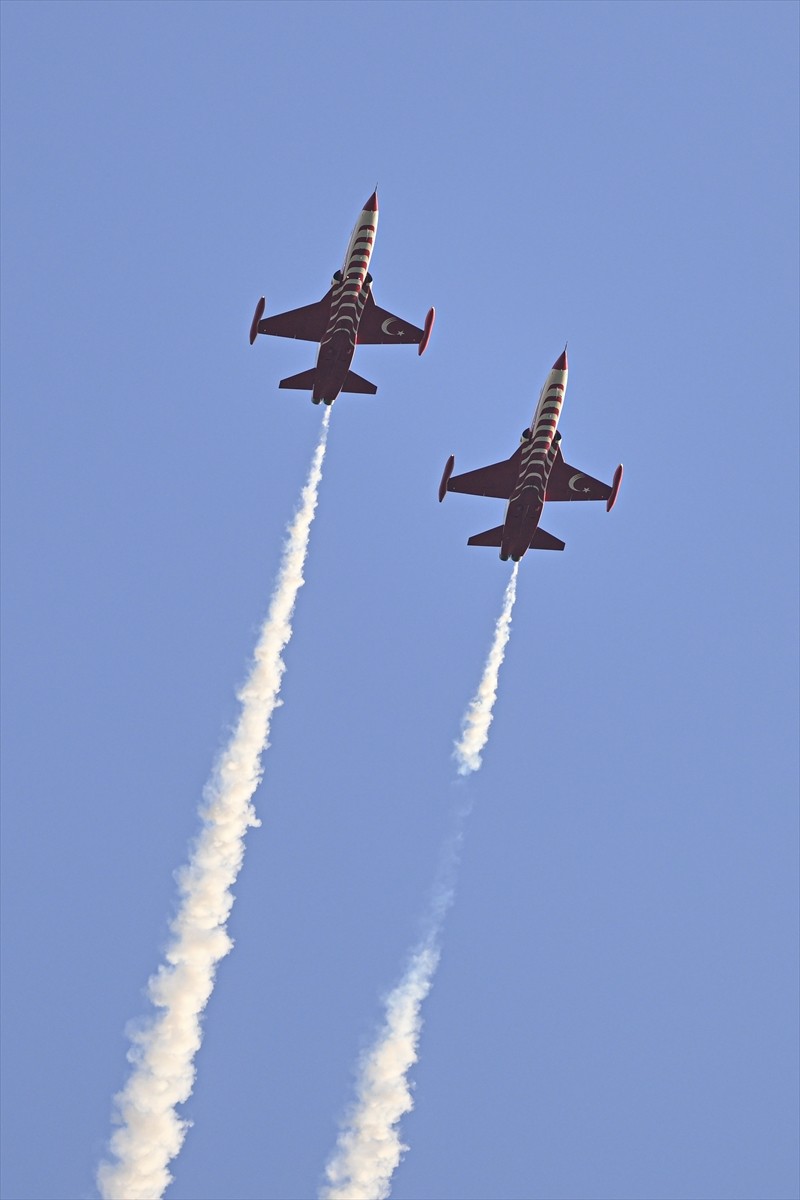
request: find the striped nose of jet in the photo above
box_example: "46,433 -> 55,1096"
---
552,347 -> 568,371
363,190 -> 379,212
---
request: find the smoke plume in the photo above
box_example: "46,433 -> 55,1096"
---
454,563 -> 519,774
321,814 -> 465,1200
97,410 -> 331,1200
322,566 -> 519,1199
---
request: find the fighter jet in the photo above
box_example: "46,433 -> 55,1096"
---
438,349 -> 623,561
249,191 -> 435,405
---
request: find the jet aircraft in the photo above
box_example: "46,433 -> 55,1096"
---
249,191 -> 435,405
438,349 -> 623,561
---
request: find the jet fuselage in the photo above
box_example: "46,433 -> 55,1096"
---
312,193 -> 379,403
500,351 -> 568,560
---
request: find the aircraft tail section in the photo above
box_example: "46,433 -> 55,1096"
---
530,527 -> 565,551
467,525 -> 565,552
341,370 -> 377,395
468,525 -> 504,548
278,368 -> 377,396
279,368 -> 318,391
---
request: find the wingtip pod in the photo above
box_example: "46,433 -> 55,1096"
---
249,296 -> 266,345
418,307 -> 435,356
606,463 -> 623,512
438,454 -> 455,502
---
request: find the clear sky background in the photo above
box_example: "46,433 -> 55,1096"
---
2,3 -> 798,1199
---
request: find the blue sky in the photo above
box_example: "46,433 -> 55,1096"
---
1,2 -> 798,1199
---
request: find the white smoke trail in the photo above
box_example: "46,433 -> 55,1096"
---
454,562 -> 519,774
321,815 -> 465,1200
322,566 -> 519,1200
322,936 -> 440,1200
97,409 -> 331,1200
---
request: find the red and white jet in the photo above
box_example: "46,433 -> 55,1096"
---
438,349 -> 623,561
249,191 -> 435,405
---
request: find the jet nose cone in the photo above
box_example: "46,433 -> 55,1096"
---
553,347 -> 568,372
364,190 -> 379,213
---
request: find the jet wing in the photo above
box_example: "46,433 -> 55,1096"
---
545,445 -> 612,502
448,447 -> 522,500
257,289 -> 334,343
357,292 -> 426,345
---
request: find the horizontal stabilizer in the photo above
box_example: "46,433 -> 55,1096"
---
279,368 -> 318,391
530,527 -> 565,551
467,525 -> 504,548
341,369 -> 377,395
